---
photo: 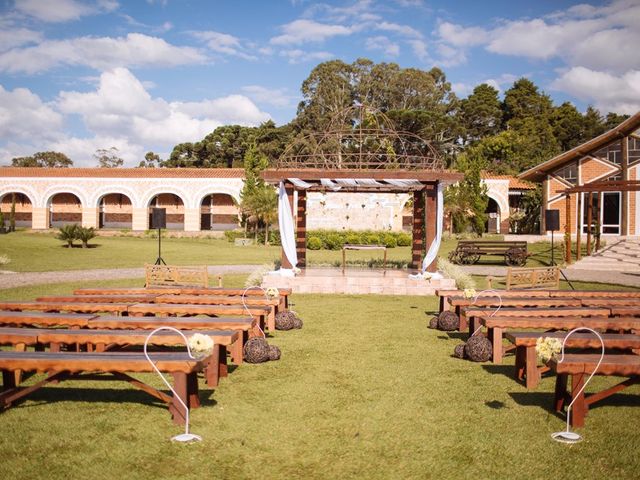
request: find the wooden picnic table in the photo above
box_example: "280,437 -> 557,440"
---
0,311 -> 97,328
479,315 -> 640,363
0,301 -> 132,315
505,331 -> 640,388
0,351 -> 206,425
550,354 -> 640,427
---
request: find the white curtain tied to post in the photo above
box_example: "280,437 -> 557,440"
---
275,181 -> 298,276
409,182 -> 444,280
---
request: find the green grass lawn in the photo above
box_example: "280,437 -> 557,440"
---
0,278 -> 638,479
0,231 -> 567,272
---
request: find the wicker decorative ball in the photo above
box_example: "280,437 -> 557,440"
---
275,311 -> 296,330
453,343 -> 466,359
243,337 -> 271,363
464,335 -> 492,362
437,311 -> 459,331
428,316 -> 439,329
292,315 -> 303,329
268,344 -> 281,361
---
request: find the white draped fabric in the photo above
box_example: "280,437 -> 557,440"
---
289,178 -> 314,189
278,182 -> 297,270
409,182 -> 445,280
320,178 -> 342,191
384,179 -> 422,188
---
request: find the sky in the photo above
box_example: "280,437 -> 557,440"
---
0,0 -> 639,167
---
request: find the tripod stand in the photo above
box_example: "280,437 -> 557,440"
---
154,227 -> 166,265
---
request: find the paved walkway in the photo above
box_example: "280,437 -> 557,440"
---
459,265 -> 640,288
0,264 -> 261,290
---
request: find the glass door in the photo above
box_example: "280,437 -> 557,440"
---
581,192 -> 621,234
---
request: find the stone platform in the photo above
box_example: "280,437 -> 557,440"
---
261,267 -> 455,295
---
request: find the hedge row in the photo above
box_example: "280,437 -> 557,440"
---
224,229 -> 412,250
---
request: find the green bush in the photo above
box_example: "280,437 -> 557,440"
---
307,237 -> 323,250
324,233 -> 343,250
364,233 -> 381,245
56,224 -> 79,248
76,226 -> 96,248
346,232 -> 362,245
256,230 -> 281,246
382,233 -> 398,248
224,230 -> 245,242
396,232 -> 411,246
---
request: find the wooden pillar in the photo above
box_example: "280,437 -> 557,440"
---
565,193 -> 572,264
586,192 -> 592,256
411,189 -> 426,270
621,136 -> 628,236
596,192 -> 602,251
296,189 -> 307,267
425,185 -> 437,272
576,192 -> 582,261
280,184 -> 295,269
540,177 -> 548,233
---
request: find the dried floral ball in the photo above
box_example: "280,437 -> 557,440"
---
291,313 -> 303,329
453,343 -> 466,359
275,311 -> 296,330
268,345 -> 281,361
244,337 -> 271,363
464,335 -> 492,362
428,316 -> 439,329
437,311 -> 459,331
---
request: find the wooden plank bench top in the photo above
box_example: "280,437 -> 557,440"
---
0,301 -> 132,314
549,354 -> 640,427
480,315 -> 640,331
127,302 -> 269,318
506,331 -> 640,389
87,315 -> 256,332
450,297 -> 581,308
36,295 -> 158,304
580,298 -> 640,307
154,295 -> 278,307
0,351 -> 206,425
0,311 -> 97,328
610,306 -> 640,316
548,290 -> 640,298
0,328 -> 39,345
74,287 -> 293,297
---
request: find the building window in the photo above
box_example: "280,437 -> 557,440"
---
553,163 -> 577,184
628,136 -> 640,163
593,140 -> 622,164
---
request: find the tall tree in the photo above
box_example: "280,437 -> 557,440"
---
603,112 -> 629,130
446,152 -> 489,235
138,151 -> 163,168
460,83 -> 502,143
551,102 -> 585,151
11,151 -> 72,167
95,147 -> 124,168
581,106 -> 606,140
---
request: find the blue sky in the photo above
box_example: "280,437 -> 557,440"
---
0,0 -> 638,166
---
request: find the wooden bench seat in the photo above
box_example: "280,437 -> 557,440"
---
448,240 -> 528,266
506,331 -> 640,388
36,294 -> 157,304
549,354 -> 640,427
0,311 -> 97,328
0,301 -> 131,315
0,351 -> 207,425
479,315 -> 640,363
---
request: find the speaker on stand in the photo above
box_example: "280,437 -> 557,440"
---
151,208 -> 167,265
545,209 -> 560,265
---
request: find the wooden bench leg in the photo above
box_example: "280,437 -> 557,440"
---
231,336 -> 244,365
554,373 -> 568,412
267,309 -> 275,332
187,372 -> 200,409
488,327 -> 503,363
515,346 -> 526,381
13,343 -> 26,385
218,346 -> 228,378
170,372 -> 188,425
570,373 -> 586,428
205,345 -> 221,388
525,346 -> 540,389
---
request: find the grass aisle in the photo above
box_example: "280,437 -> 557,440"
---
0,285 -> 638,478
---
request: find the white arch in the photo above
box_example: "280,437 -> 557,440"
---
90,186 -> 139,208
0,185 -> 38,207
141,187 -> 188,208
193,185 -> 241,209
486,192 -> 509,218
43,186 -> 88,208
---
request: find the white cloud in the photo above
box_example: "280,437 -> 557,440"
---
48,136 -> 145,167
0,33 -> 206,74
190,31 -> 256,60
551,67 -> 640,114
408,39 -> 429,62
270,19 -> 353,45
279,49 -> 334,64
0,85 -> 63,142
241,85 -> 297,108
365,36 -> 400,57
0,27 -> 42,52
376,21 -> 422,39
435,43 -> 466,67
14,0 -> 118,23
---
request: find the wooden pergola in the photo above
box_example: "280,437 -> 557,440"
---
262,169 -> 462,271
563,180 -> 640,263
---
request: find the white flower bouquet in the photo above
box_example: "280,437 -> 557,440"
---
188,333 -> 214,359
535,337 -> 562,362
265,287 -> 280,300
463,288 -> 477,299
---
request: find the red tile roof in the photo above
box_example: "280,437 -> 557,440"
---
0,167 -> 245,178
481,172 -> 536,190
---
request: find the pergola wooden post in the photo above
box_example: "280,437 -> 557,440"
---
576,192 -> 582,261
586,192 -> 592,255
281,184 -> 295,269
565,193 -> 572,264
425,185 -> 438,272
411,190 -> 426,271
296,190 -> 307,267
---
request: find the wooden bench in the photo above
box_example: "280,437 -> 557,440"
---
0,301 -> 132,315
36,294 -> 158,304
448,240 -> 529,266
435,289 -> 551,314
550,354 -> 640,427
74,287 -> 293,311
506,331 -> 640,388
145,264 -> 209,288
479,314 -> 640,363
0,311 -> 97,328
487,266 -> 560,290
342,244 -> 387,273
0,351 -> 207,425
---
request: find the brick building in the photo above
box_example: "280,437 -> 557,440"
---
520,111 -> 640,236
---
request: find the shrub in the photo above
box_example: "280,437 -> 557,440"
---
76,226 -> 96,248
382,233 -> 397,248
437,257 -> 476,290
364,233 -> 381,245
56,224 -> 79,248
324,233 -> 343,250
307,237 -> 323,250
346,232 -> 362,245
224,230 -> 245,242
396,232 -> 412,246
